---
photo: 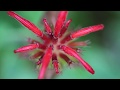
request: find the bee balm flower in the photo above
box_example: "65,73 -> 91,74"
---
8,11 -> 104,79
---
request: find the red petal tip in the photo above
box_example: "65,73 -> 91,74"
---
14,50 -> 17,53
54,11 -> 68,37
7,11 -> 14,16
91,70 -> 95,74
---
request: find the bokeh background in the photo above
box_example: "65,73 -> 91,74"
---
0,11 -> 120,79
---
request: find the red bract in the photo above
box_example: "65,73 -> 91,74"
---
8,11 -> 104,79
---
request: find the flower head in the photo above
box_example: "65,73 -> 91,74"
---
8,11 -> 104,79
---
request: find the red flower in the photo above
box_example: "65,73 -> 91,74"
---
8,11 -> 104,79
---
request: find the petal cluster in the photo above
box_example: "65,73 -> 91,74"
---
8,11 -> 104,79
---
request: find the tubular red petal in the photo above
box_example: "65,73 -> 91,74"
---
68,40 -> 91,47
71,24 -> 104,39
14,43 -> 39,53
38,45 -> 53,79
43,18 -> 52,35
60,34 -> 72,44
30,51 -> 44,59
27,38 -> 46,49
8,11 -> 43,37
52,61 -> 59,74
59,19 -> 72,37
60,45 -> 95,74
52,53 -> 59,74
54,11 -> 68,38
59,53 -> 72,66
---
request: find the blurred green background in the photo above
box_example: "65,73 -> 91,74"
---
0,11 -> 120,79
